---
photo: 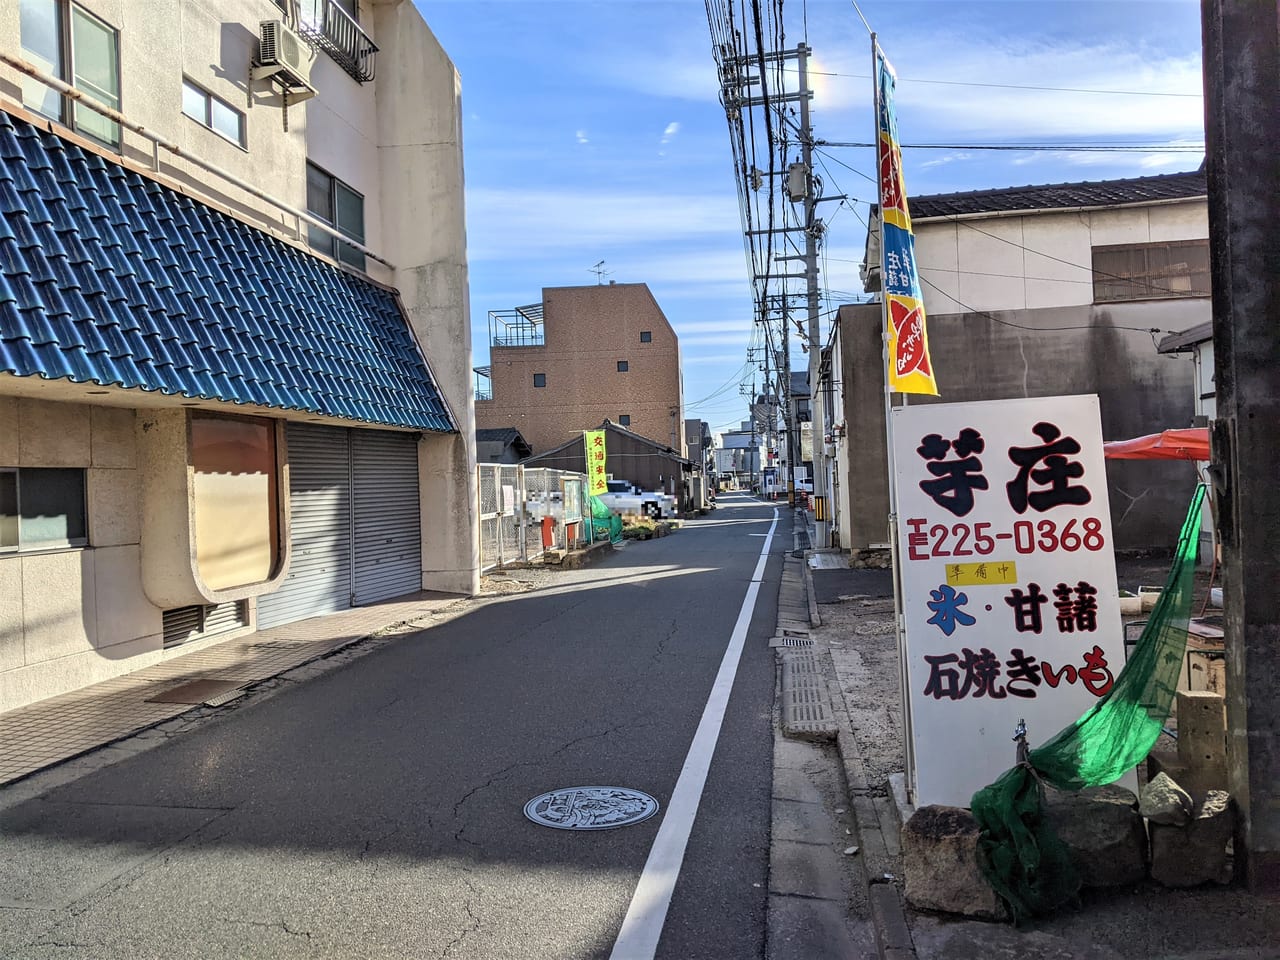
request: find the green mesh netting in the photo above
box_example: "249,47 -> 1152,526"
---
589,495 -> 624,544
971,484 -> 1207,923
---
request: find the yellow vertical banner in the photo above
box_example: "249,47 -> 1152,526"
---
584,429 -> 608,495
877,47 -> 939,396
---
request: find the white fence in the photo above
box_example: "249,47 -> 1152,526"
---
478,464 -> 589,572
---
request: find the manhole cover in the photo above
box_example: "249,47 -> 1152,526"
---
524,787 -> 660,831
145,679 -> 243,704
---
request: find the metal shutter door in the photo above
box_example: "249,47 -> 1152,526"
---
257,424 -> 353,629
352,430 -> 422,604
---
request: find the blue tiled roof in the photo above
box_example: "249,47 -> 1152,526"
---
0,111 -> 455,433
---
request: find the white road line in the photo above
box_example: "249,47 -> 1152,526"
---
609,507 -> 779,960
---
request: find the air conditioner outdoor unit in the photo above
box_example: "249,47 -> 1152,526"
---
259,19 -> 313,88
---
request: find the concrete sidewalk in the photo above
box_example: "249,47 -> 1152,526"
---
0,590 -> 471,787
810,558 -> 1280,960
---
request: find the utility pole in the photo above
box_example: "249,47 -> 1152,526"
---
781,304 -> 796,507
798,43 -> 829,546
1201,0 -> 1280,892
762,319 -> 773,493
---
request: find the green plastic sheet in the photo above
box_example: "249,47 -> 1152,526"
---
971,484 -> 1207,922
589,495 -> 624,545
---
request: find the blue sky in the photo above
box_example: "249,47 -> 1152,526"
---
415,1 -> 1206,435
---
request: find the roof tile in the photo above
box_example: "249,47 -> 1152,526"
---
0,111 -> 453,432
909,169 -> 1207,220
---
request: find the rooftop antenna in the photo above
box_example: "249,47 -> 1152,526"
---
589,260 -> 612,284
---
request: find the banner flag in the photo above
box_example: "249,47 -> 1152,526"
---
584,429 -> 608,495
877,47 -> 939,396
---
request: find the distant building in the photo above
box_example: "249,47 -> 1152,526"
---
684,419 -> 712,471
525,420 -> 692,501
715,422 -> 761,487
474,283 -> 683,455
475,428 -> 533,464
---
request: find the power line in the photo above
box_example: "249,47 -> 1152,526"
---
818,140 -> 1204,153
797,66 -> 1201,99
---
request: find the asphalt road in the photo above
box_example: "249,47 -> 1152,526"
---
0,493 -> 786,960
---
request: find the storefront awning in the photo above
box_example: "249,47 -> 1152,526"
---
0,111 -> 455,433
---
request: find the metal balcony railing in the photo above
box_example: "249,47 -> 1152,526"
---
296,0 -> 378,83
489,304 -> 545,348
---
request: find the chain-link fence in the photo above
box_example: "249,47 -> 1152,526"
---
478,464 -> 590,572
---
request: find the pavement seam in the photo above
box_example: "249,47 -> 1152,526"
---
806,560 -> 919,960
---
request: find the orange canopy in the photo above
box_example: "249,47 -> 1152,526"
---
1103,427 -> 1211,461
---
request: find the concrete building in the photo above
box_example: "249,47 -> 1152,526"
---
839,170 -> 1209,553
715,421 -> 760,489
0,0 -> 476,711
474,282 -> 684,455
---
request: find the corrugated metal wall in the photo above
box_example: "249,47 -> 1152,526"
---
258,423 -> 422,629
352,431 -> 422,604
257,424 -> 354,630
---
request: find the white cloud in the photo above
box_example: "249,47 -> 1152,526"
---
683,352 -> 750,366
464,187 -> 742,260
800,35 -> 1202,143
660,121 -> 680,145
679,332 -> 752,347
920,152 -> 974,170
575,129 -> 589,144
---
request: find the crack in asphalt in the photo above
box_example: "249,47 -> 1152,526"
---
215,916 -> 313,940
440,878 -> 482,958
450,715 -> 649,846
649,616 -> 681,665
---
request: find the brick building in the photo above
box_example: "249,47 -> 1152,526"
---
474,283 -> 683,455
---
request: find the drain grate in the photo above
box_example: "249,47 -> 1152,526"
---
524,787 -> 660,831
145,679 -> 244,705
251,640 -> 304,650
769,636 -> 815,648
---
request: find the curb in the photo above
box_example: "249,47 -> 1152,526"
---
805,575 -> 919,960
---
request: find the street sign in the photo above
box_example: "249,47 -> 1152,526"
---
891,395 -> 1124,807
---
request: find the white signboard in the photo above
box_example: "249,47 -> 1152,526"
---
892,395 -> 1124,807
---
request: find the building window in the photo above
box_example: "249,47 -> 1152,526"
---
640,331 -> 652,343
1092,240 -> 1211,303
533,373 -> 546,388
20,0 -> 121,147
0,467 -> 87,552
619,415 -> 631,427
306,162 -> 366,270
617,360 -> 629,372
190,415 -> 280,591
181,78 -> 245,147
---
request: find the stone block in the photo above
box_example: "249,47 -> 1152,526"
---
93,545 -> 162,649
88,467 -> 141,547
1150,791 -> 1235,887
1139,771 -> 1194,826
0,556 -> 23,672
1043,784 -> 1147,887
0,396 -> 17,463
1176,690 -> 1227,793
90,406 -> 137,469
17,398 -> 91,466
21,549 -> 96,662
902,805 -> 1007,920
